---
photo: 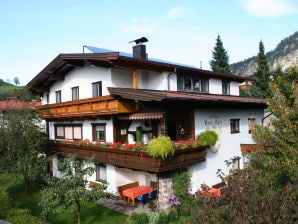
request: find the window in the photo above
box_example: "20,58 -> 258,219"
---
222,81 -> 230,95
55,90 -> 61,103
55,124 -> 82,140
95,164 -> 107,181
92,123 -> 106,142
92,81 -> 102,97
230,119 -> 240,133
72,86 -> 79,100
56,126 -> 64,138
177,75 -> 209,93
248,117 -> 256,134
231,156 -> 241,170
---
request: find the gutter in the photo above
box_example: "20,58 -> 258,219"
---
167,68 -> 177,91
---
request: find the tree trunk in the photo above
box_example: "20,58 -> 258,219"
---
24,177 -> 31,195
77,200 -> 81,224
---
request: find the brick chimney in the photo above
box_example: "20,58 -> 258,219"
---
133,44 -> 147,60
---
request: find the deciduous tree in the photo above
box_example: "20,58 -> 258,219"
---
189,66 -> 298,224
13,77 -> 20,86
0,107 -> 46,194
40,155 -> 115,224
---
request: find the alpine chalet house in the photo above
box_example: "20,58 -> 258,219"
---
27,40 -> 266,208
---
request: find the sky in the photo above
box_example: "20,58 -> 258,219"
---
0,0 -> 297,85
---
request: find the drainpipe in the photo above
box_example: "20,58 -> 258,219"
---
262,112 -> 273,126
167,68 -> 177,91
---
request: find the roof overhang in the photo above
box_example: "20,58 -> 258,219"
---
108,87 -> 267,108
26,52 -> 252,93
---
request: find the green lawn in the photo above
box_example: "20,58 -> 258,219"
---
0,174 -> 128,224
0,81 -> 22,96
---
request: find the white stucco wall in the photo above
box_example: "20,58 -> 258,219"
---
115,168 -> 157,187
188,107 -> 264,193
230,81 -> 240,95
208,79 -> 240,95
43,65 -> 241,105
209,78 -> 222,94
47,65 -> 112,103
111,68 -> 132,88
147,71 -> 170,90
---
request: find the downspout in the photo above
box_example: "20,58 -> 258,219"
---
262,112 -> 273,126
167,68 -> 177,91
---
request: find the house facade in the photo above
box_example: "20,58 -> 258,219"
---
27,44 -> 266,203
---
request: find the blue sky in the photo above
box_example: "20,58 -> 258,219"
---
0,0 -> 297,85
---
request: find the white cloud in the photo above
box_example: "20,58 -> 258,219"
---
163,7 -> 194,21
122,18 -> 154,35
242,0 -> 297,17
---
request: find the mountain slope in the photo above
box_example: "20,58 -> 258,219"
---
231,31 -> 298,76
0,80 -> 23,99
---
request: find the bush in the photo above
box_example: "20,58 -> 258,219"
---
147,136 -> 175,160
128,212 -> 149,224
168,208 -> 178,222
197,130 -> 218,146
149,211 -> 169,224
0,186 -> 11,219
136,126 -> 143,144
5,208 -> 44,224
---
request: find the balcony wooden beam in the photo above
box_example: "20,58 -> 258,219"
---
38,97 -> 136,119
47,141 -> 207,173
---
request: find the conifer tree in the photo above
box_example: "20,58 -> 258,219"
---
251,41 -> 271,98
210,35 -> 231,74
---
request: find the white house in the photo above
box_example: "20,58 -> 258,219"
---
27,42 -> 266,208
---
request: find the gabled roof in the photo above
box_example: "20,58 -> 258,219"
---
26,51 -> 252,93
108,87 -> 267,107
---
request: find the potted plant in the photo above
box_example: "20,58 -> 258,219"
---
197,130 -> 219,152
147,136 -> 175,159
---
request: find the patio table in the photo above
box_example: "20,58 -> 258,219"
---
122,185 -> 152,205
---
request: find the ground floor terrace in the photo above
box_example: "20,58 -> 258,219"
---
47,140 -> 207,210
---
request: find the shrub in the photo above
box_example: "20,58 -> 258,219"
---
0,186 -> 11,219
168,208 -> 178,222
172,171 -> 193,216
136,126 -> 143,144
149,211 -> 169,224
6,208 -> 44,224
147,136 -> 175,160
197,130 -> 218,146
128,212 -> 149,224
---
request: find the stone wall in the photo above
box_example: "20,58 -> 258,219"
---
158,177 -> 173,211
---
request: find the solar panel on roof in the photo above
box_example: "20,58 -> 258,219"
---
83,45 -> 132,57
83,45 -> 198,69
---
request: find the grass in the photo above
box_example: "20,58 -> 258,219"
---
0,81 -> 22,96
0,173 -> 128,224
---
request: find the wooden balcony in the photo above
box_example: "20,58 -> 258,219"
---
37,95 -> 136,119
47,141 -> 207,173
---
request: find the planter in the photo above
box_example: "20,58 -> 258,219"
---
47,140 -> 207,173
209,141 -> 221,153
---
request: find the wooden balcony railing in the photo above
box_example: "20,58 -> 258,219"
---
37,96 -> 136,119
47,140 -> 207,173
